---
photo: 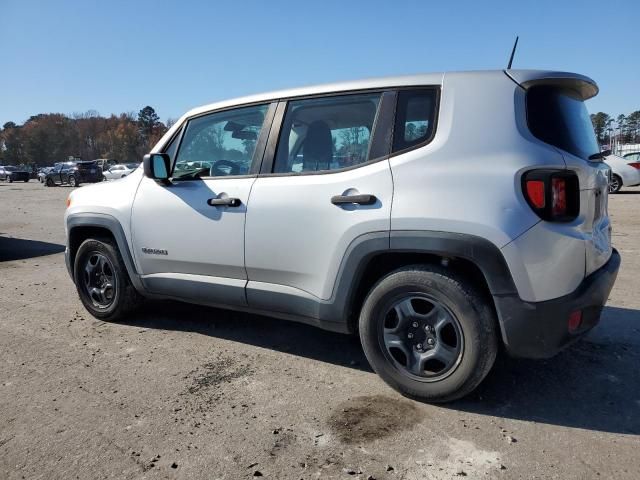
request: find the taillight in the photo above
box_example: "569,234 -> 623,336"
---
523,170 -> 579,222
628,162 -> 640,170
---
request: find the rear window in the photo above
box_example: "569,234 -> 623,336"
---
526,86 -> 599,160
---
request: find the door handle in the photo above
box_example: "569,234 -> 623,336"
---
331,194 -> 377,205
207,197 -> 241,207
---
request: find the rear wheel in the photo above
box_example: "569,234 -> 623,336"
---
359,265 -> 498,403
24,179 -> 29,183
73,238 -> 142,321
7,176 -> 12,183
609,174 -> 622,194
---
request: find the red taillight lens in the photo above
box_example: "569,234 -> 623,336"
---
628,162 -> 640,170
568,310 -> 582,332
522,170 -> 579,222
525,180 -> 545,209
551,177 -> 566,216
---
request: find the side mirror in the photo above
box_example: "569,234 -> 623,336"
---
143,153 -> 171,180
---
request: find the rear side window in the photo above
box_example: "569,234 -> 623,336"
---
527,86 -> 600,160
392,89 -> 438,153
273,93 -> 381,174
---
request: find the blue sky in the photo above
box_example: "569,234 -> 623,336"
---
1,0 -> 638,126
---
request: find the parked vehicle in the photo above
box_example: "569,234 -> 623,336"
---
0,165 -> 30,182
623,152 -> 640,162
95,159 -> 119,172
605,154 -> 640,193
38,166 -> 56,183
64,70 -> 620,402
103,164 -> 136,181
45,161 -> 103,187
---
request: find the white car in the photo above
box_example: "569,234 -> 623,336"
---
605,154 -> 640,193
102,164 -> 138,181
64,70 -> 619,402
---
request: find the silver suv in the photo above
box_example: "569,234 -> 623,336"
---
64,70 -> 620,402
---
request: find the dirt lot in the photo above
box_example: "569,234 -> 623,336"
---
1,181 -> 639,480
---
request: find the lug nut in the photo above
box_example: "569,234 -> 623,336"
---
412,322 -> 419,328
427,338 -> 435,346
407,332 -> 414,339
416,343 -> 423,350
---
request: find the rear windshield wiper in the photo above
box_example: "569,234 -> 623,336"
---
588,149 -> 611,161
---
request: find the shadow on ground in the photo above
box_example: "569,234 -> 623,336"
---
121,302 -> 639,435
0,236 -> 65,261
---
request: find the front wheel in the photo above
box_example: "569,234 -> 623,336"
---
359,265 -> 498,403
7,176 -> 12,183
609,174 -> 622,194
73,238 -> 142,321
45,178 -> 54,187
68,175 -> 78,187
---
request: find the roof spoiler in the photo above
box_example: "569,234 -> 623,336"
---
505,70 -> 598,100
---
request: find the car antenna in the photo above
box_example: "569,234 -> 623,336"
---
507,36 -> 519,69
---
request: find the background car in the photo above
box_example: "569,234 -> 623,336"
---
0,165 -> 30,182
605,154 -> 640,193
623,152 -> 640,162
102,164 -> 136,180
44,161 -> 103,187
37,166 -> 56,182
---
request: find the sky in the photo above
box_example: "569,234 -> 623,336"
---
1,0 -> 638,126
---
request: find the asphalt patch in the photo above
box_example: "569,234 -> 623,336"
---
327,395 -> 423,444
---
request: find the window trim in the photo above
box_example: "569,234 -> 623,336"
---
389,86 -> 441,159
162,101 -> 277,181
160,85 -> 441,179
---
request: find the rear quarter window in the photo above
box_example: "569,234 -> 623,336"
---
392,89 -> 438,154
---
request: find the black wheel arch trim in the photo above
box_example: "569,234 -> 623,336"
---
312,230 -> 518,332
66,213 -> 146,294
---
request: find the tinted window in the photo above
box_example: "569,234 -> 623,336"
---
173,104 -> 269,179
273,93 -> 381,174
392,89 -> 437,153
527,86 -> 599,160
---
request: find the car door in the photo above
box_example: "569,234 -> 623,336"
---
130,102 -> 276,307
244,91 -> 395,317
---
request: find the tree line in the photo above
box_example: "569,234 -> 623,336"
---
591,110 -> 640,145
0,106 -> 173,167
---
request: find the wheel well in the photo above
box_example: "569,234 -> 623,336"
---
68,226 -> 116,275
348,252 -> 495,332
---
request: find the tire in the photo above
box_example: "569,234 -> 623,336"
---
73,238 -> 142,321
609,174 -> 622,194
45,178 -> 54,187
7,176 -> 12,183
359,265 -> 498,403
68,175 -> 78,187
24,179 -> 29,183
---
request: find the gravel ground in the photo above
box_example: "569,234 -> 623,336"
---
1,180 -> 639,480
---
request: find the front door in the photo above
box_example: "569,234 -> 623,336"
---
131,102 -> 274,307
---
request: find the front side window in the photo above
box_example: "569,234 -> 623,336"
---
392,89 -> 438,153
172,104 -> 269,179
273,93 -> 381,174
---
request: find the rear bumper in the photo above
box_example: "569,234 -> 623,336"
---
494,248 -> 621,359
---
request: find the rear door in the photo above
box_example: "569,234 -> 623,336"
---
244,91 -> 395,313
130,102 -> 275,306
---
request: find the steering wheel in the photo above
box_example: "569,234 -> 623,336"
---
211,160 -> 239,177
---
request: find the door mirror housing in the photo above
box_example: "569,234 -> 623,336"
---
143,153 -> 171,180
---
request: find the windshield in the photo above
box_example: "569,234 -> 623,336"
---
5,166 -> 17,172
526,86 -> 600,160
